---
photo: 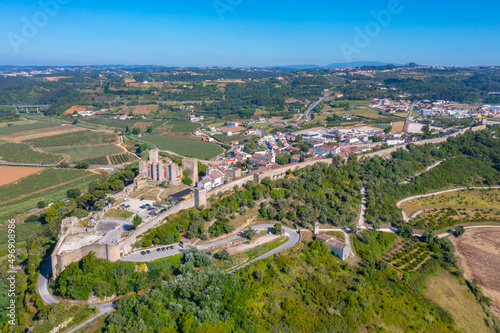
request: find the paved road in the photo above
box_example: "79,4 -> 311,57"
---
304,94 -> 330,122
38,259 -> 60,304
396,186 -> 500,221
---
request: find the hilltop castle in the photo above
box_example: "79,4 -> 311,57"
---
138,148 -> 198,185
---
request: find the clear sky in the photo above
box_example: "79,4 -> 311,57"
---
1,0 -> 499,67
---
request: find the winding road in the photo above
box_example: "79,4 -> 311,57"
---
38,223 -> 300,330
304,94 -> 330,122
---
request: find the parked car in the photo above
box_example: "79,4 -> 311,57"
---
169,245 -> 175,250
140,251 -> 146,255
156,248 -> 161,252
161,247 -> 166,251
146,250 -> 151,254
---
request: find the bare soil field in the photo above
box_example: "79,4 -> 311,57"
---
63,105 -> 88,115
44,76 -> 71,81
391,122 -> 405,134
132,104 -> 158,114
0,166 -> 44,186
452,229 -> 500,318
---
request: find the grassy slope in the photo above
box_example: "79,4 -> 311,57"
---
425,270 -> 494,333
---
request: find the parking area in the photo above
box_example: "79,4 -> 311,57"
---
121,244 -> 185,261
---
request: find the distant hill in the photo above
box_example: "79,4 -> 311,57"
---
268,61 -> 401,70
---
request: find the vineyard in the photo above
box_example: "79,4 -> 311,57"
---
109,153 -> 138,165
25,130 -> 117,147
382,240 -> 432,272
42,144 -> 122,164
140,135 -> 223,160
0,143 -> 63,164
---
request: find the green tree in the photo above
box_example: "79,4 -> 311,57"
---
37,201 -> 46,209
66,188 -> 81,199
75,161 -> 90,169
274,223 -> 283,235
454,225 -> 465,237
245,227 -> 256,240
133,215 -> 143,228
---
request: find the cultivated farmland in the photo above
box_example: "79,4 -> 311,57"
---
140,135 -> 223,160
0,168 -> 100,220
0,143 -> 64,164
0,122 -> 60,136
25,130 -> 117,147
167,120 -> 200,133
42,144 -> 122,163
109,153 -> 138,165
452,229 -> 500,319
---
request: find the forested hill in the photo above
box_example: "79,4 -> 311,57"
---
363,126 -> 500,227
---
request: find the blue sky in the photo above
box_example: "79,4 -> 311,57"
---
1,0 -> 499,67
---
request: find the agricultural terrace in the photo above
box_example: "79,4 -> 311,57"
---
140,135 -> 223,160
0,143 -> 63,164
410,208 -> 500,230
0,166 -> 44,186
382,239 -> 433,272
25,130 -> 117,147
42,144 -> 122,164
0,168 -> 100,220
401,188 -> 500,217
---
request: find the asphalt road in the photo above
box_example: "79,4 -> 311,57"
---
304,94 -> 330,122
38,259 -> 60,304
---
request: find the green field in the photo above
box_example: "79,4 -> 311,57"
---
140,135 -> 223,160
0,168 -> 100,220
25,130 -> 117,147
0,122 -> 60,136
42,144 -> 122,163
0,143 -> 63,164
167,120 -> 200,133
105,209 -> 134,219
